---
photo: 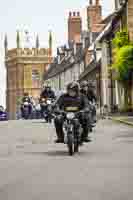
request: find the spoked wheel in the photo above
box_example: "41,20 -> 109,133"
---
48,114 -> 52,123
24,113 -> 29,120
68,134 -> 74,156
74,141 -> 79,153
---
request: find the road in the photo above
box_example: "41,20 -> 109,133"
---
0,119 -> 133,200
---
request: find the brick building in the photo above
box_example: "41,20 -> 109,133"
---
5,32 -> 53,120
43,0 -> 106,96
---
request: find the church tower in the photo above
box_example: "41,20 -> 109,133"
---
5,31 -> 53,120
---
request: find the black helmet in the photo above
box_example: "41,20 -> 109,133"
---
80,80 -> 88,89
67,81 -> 80,94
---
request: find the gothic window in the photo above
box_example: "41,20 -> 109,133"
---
32,69 -> 40,80
32,69 -> 40,88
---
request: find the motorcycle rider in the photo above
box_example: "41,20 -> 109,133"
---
54,81 -> 91,143
21,93 -> 32,117
40,84 -> 56,118
40,84 -> 55,99
80,81 -> 97,131
87,82 -> 97,123
87,82 -> 97,104
80,81 -> 96,102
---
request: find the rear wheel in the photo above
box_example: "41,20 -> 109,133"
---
24,112 -> 29,120
74,141 -> 79,153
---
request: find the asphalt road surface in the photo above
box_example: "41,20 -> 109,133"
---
0,119 -> 133,200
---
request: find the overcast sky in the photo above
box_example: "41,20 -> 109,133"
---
0,0 -> 114,106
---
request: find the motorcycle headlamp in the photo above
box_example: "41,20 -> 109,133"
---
24,102 -> 29,106
47,100 -> 51,105
66,112 -> 75,120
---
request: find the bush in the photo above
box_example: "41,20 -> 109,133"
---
113,45 -> 133,81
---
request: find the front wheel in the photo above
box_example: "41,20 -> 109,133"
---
48,117 -> 52,123
68,134 -> 74,156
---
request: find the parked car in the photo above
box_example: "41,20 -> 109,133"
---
0,106 -> 8,121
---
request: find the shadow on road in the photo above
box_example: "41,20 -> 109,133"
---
31,121 -> 48,124
23,150 -> 90,157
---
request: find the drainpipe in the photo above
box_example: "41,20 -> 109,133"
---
94,43 -> 102,114
59,74 -> 61,90
108,39 -> 113,113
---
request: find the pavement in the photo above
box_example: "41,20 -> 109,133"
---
0,119 -> 133,200
109,115 -> 133,126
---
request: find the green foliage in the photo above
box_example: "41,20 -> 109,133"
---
16,96 -> 22,106
113,45 -> 133,81
112,29 -> 129,49
112,29 -> 133,81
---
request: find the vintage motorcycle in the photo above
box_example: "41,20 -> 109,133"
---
62,111 -> 83,156
40,97 -> 54,123
21,99 -> 32,120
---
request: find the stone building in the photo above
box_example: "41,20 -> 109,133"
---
5,31 -> 53,120
44,0 -> 105,90
96,0 -> 133,112
43,43 -> 86,91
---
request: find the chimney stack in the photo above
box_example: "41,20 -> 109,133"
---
68,11 -> 82,46
87,0 -> 102,32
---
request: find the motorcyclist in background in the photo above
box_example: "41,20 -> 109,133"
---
54,81 -> 91,143
80,81 -> 97,130
87,82 -> 97,105
80,81 -> 97,103
87,82 -> 97,123
21,93 -> 32,117
40,84 -> 56,119
22,93 -> 31,103
40,84 -> 55,99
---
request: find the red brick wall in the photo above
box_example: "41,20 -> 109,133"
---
87,2 -> 103,33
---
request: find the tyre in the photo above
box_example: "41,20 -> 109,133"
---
49,118 -> 52,123
74,143 -> 79,153
45,118 -> 49,123
68,134 -> 74,156
24,112 -> 29,120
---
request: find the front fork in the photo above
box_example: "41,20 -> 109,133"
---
64,120 -> 81,144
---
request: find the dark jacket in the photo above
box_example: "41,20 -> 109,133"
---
80,89 -> 97,103
55,93 -> 89,112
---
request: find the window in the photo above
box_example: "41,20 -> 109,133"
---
32,70 -> 40,80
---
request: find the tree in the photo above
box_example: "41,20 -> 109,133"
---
112,30 -> 133,111
112,29 -> 129,49
113,45 -> 133,81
